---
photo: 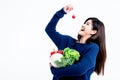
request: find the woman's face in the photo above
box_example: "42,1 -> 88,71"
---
78,19 -> 96,37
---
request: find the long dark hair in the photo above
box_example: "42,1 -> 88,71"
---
77,17 -> 107,75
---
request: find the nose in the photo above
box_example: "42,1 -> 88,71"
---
82,24 -> 86,27
81,24 -> 85,28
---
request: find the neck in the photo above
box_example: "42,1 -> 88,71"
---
78,35 -> 91,43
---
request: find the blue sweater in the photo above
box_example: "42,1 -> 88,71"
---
45,8 -> 99,80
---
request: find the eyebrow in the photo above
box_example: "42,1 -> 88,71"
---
86,21 -> 90,24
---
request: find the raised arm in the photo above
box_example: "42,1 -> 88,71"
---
45,5 -> 73,48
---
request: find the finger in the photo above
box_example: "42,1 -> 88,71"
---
64,4 -> 73,13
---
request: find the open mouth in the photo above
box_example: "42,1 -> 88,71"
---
81,29 -> 84,31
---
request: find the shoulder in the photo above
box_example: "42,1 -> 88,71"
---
89,43 -> 99,48
81,43 -> 99,58
86,43 -> 99,52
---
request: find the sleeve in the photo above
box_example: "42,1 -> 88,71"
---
45,8 -> 67,48
50,44 -> 99,77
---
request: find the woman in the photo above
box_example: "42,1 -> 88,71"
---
45,4 -> 107,80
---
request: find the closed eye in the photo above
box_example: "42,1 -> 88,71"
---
86,22 -> 90,25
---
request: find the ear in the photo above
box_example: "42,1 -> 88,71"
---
90,30 -> 97,35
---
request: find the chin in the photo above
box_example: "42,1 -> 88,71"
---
78,32 -> 82,36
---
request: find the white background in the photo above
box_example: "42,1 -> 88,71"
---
0,0 -> 120,80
